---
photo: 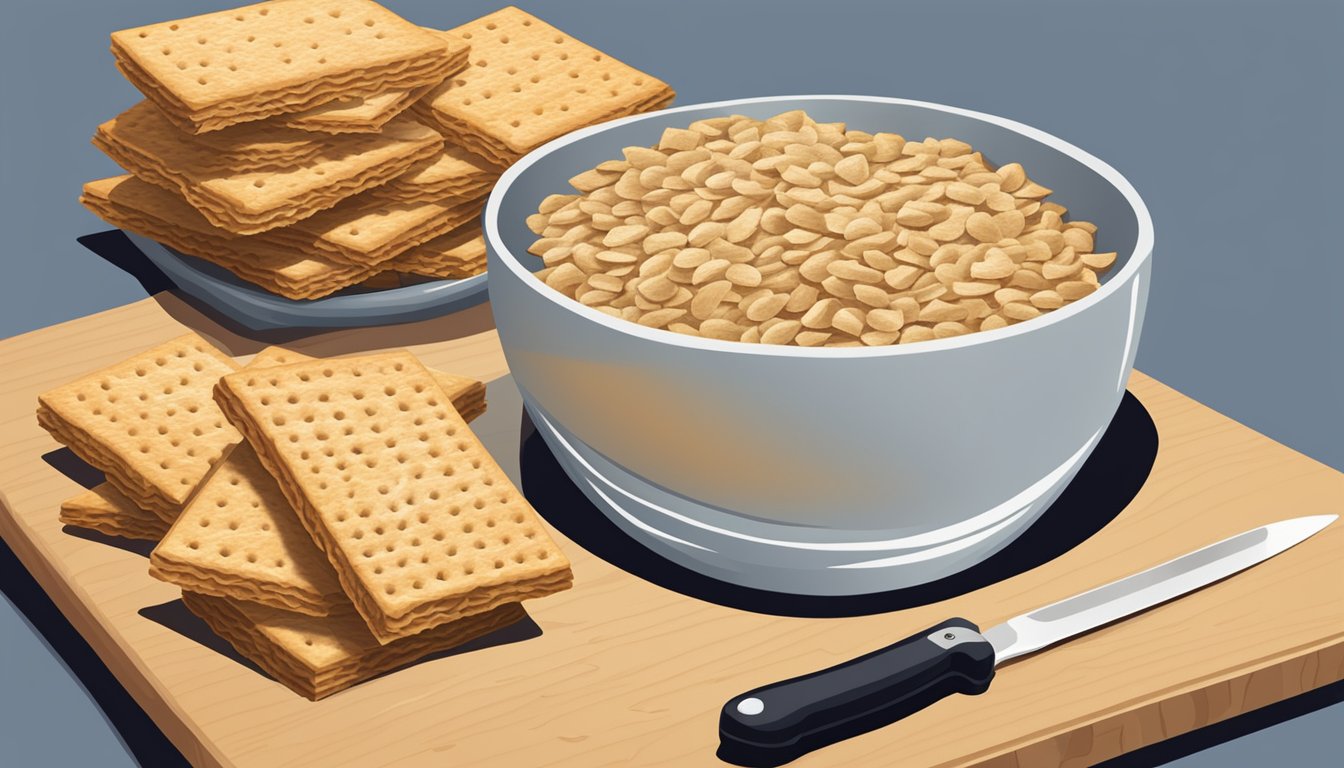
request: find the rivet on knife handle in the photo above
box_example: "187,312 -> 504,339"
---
717,618 -> 996,767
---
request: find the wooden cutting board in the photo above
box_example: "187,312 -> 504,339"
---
1,295 -> 1341,768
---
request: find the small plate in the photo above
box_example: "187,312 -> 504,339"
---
124,232 -> 489,331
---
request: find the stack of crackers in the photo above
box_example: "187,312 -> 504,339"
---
39,332 -> 573,699
79,1 -> 674,300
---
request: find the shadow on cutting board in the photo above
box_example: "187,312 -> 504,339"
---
41,447 -> 106,491
521,390 -> 1161,619
138,600 -> 543,693
78,229 -> 498,352
41,448 -> 156,557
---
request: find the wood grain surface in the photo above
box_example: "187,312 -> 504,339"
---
1,295 -> 1341,768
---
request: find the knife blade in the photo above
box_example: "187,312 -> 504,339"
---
717,515 -> 1337,767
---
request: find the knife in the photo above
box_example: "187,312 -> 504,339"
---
717,514 -> 1337,767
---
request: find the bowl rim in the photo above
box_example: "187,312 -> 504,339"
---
485,94 -> 1154,358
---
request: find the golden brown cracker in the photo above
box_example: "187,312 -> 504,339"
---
80,176 -> 376,300
276,31 -> 468,133
417,7 -> 674,165
213,352 -> 570,643
389,223 -> 487,279
273,192 -> 487,267
59,483 -> 170,541
152,442 -> 348,616
94,105 -> 443,234
376,144 -> 500,204
152,348 -> 487,616
37,333 -> 240,521
111,0 -> 465,134
182,592 -> 524,700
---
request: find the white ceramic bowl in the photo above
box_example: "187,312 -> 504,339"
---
486,96 -> 1153,595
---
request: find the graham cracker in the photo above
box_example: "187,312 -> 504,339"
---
81,176 -> 376,300
213,352 -> 572,644
271,191 -> 488,267
248,347 -> 487,421
152,442 -> 347,615
152,348 -> 487,616
111,0 -> 465,134
181,591 -> 524,700
107,104 -> 323,172
376,144 -> 500,204
60,483 -> 170,541
94,105 -> 443,234
37,333 -> 240,521
417,7 -> 675,166
278,31 -> 469,133
389,223 -> 487,279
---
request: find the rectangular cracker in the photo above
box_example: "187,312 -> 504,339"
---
81,176 -> 376,300
110,0 -> 466,134
94,105 -> 444,234
213,352 -> 572,643
60,483 -> 170,541
152,442 -> 347,615
389,223 -> 487,279
376,144 -> 500,204
280,85 -> 433,133
416,7 -> 675,166
37,333 -> 241,521
108,107 -> 325,172
276,31 -> 466,133
247,347 -> 487,422
152,348 -> 486,616
270,191 -> 487,267
181,592 -> 524,700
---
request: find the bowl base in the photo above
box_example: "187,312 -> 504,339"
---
523,396 -> 1098,596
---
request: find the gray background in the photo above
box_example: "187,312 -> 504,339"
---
1,0 -> 1340,765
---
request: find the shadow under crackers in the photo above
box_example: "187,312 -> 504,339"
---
41,449 -> 157,556
138,600 -> 263,675
41,447 -> 106,490
61,525 -> 157,558
139,599 -> 543,690
78,229 -> 498,353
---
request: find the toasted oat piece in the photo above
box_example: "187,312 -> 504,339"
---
111,0 -> 466,134
60,483 -> 170,541
94,104 -> 443,234
182,591 -> 524,700
213,351 -> 571,643
416,7 -> 674,166
36,333 -> 241,522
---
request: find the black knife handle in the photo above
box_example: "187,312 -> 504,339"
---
717,618 -> 995,767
